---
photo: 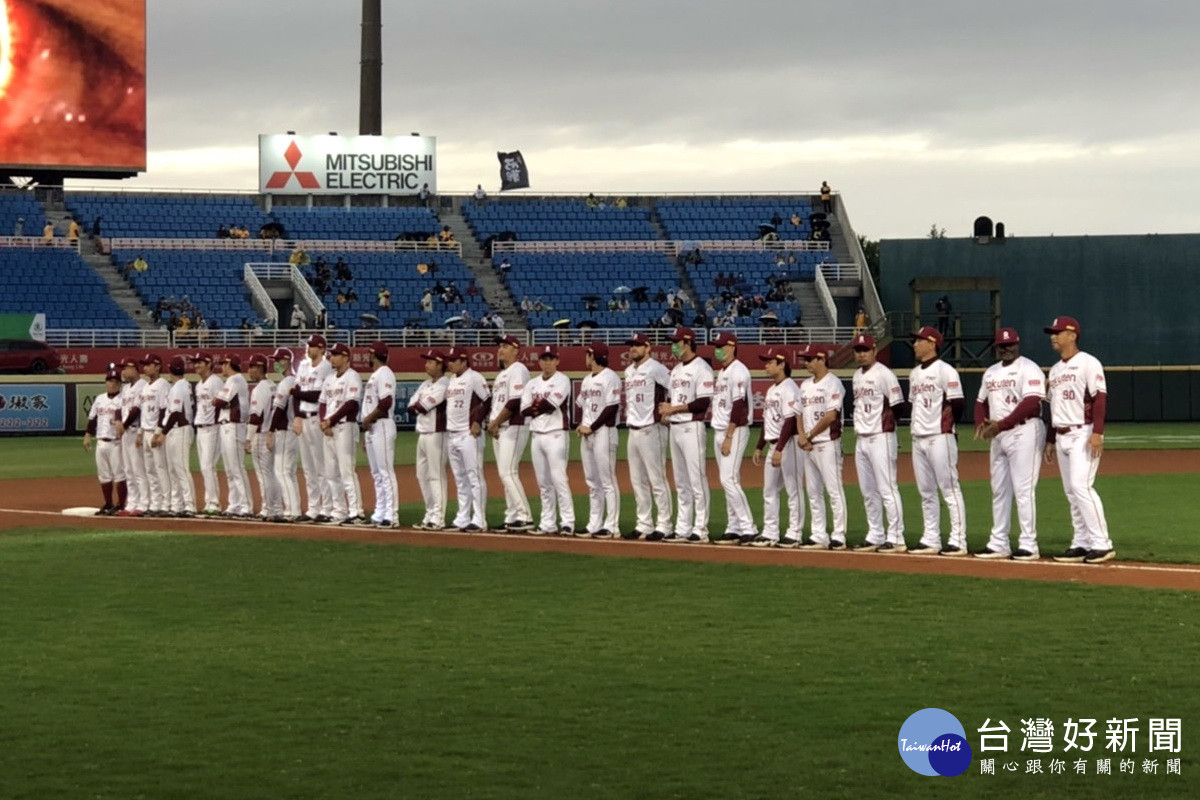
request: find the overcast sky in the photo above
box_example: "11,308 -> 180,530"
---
88,1 -> 1200,239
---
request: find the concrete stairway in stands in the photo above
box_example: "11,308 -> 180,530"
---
439,210 -> 521,327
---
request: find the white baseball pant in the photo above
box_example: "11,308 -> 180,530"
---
670,421 -> 709,538
273,430 -> 301,518
323,423 -> 362,521
141,431 -> 170,513
195,425 -> 221,512
364,418 -> 398,523
714,427 -> 755,537
627,425 -> 672,536
249,432 -> 282,517
95,439 -> 124,484
166,427 -> 195,514
121,430 -> 146,511
912,433 -> 967,550
985,420 -> 1046,555
804,440 -> 847,545
531,430 -> 573,532
416,431 -> 448,527
219,422 -> 250,515
447,430 -> 486,528
1056,425 -> 1112,552
299,415 -> 331,517
494,425 -> 531,525
762,443 -> 806,540
581,426 -> 619,533
854,432 -> 905,546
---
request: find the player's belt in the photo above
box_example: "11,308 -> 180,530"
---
670,419 -> 701,424
628,424 -> 654,430
1054,424 -> 1086,435
99,437 -> 116,442
194,423 -> 215,428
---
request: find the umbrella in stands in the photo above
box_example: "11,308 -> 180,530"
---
759,310 -> 779,326
553,319 -> 572,328
360,313 -> 380,329
613,286 -> 632,295
758,223 -> 777,236
578,320 -> 598,329
444,316 -> 464,327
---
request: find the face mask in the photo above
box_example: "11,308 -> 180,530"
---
714,347 -> 727,362
671,343 -> 684,358
274,363 -> 285,374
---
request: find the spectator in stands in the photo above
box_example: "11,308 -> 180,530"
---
521,296 -> 533,312
419,183 -> 433,208
467,282 -> 478,299
13,217 -> 24,237
854,306 -> 869,333
66,218 -> 81,243
771,211 -> 783,228
474,184 -> 488,203
614,197 -> 628,208
378,286 -> 392,310
43,220 -> 55,244
335,258 -> 352,281
217,224 -> 230,238
820,181 -> 833,213
714,272 -> 725,291
132,255 -> 148,273
790,212 -> 803,227
289,246 -> 310,267
314,255 -> 328,275
290,306 -> 307,329
936,295 -> 952,336
586,193 -> 599,208
336,290 -> 348,306
497,257 -> 512,276
316,310 -> 328,329
439,226 -> 456,244
421,289 -> 434,313
654,288 -> 667,304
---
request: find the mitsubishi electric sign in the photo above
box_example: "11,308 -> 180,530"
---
258,134 -> 437,194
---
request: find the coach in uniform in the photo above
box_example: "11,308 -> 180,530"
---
246,354 -> 283,520
1044,316 -> 1115,564
269,348 -> 300,521
408,350 -> 450,530
522,345 -> 575,534
709,332 -> 756,545
213,355 -> 252,517
116,356 -> 147,516
757,348 -> 806,547
848,334 -> 907,553
443,347 -> 491,531
973,328 -> 1046,560
293,334 -> 333,522
190,352 -> 224,515
138,353 -> 172,517
658,327 -> 714,543
83,367 -> 126,515
360,341 -> 398,528
487,334 -> 533,532
623,332 -> 672,541
160,355 -> 196,517
785,346 -> 848,550
321,342 -> 365,525
576,342 -> 621,538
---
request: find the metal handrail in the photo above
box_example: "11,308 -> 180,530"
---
493,239 -> 831,255
44,329 -> 172,348
104,237 -> 462,255
288,265 -> 325,328
813,269 -> 838,328
243,265 -> 278,325
0,236 -> 81,252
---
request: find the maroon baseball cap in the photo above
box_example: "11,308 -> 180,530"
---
993,327 -> 1021,345
217,354 -> 242,370
710,331 -> 738,347
496,334 -> 522,347
105,367 -> 121,381
670,326 -> 696,342
758,347 -> 788,363
851,334 -> 876,350
167,355 -> 187,376
803,345 -> 828,360
369,341 -> 389,359
911,326 -> 944,347
248,354 -> 268,369
118,355 -> 139,368
586,342 -> 609,359
306,333 -> 327,348
190,351 -> 213,363
421,350 -> 445,362
625,332 -> 650,346
538,345 -> 560,359
444,346 -> 469,361
140,352 -> 162,366
1044,316 -> 1081,335
329,342 -> 351,357
271,347 -> 293,361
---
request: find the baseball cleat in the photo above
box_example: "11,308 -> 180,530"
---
828,540 -> 847,551
939,545 -> 968,557
714,533 -> 742,545
623,530 -> 646,540
749,535 -> 779,548
558,526 -> 574,535
851,541 -> 881,552
875,542 -> 907,553
375,520 -> 393,528
506,520 -> 534,532
682,533 -> 704,543
908,543 -> 938,554
313,515 -> 334,524
1011,549 -> 1040,561
738,534 -> 760,545
778,537 -> 801,548
591,529 -> 615,539
974,547 -> 1010,559
1083,548 -> 1115,564
662,533 -> 685,543
573,529 -> 592,538
798,539 -> 827,550
294,514 -> 313,523
460,524 -> 482,532
644,531 -> 666,542
1052,547 -> 1089,563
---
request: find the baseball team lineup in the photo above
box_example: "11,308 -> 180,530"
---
82,315 -> 1115,564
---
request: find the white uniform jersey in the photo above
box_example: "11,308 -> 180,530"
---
89,392 -> 123,439
762,378 -> 802,441
908,360 -> 963,436
249,380 -> 276,433
711,359 -> 752,431
522,372 -> 572,433
121,378 -> 147,427
322,369 -> 363,422
410,376 -> 450,434
978,355 -> 1046,420
193,375 -> 224,425
1047,351 -> 1106,427
362,365 -> 396,422
296,356 -> 333,415
852,362 -> 904,435
798,373 -> 844,442
445,368 -> 490,433
216,373 -> 250,423
666,356 -> 715,423
490,362 -> 531,427
577,368 -> 622,428
139,377 -> 170,431
272,374 -> 297,428
166,378 -> 195,427
624,358 -> 671,427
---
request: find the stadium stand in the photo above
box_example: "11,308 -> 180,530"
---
656,197 -> 817,241
68,193 -> 270,239
114,248 -> 269,331
0,193 -> 48,238
267,207 -> 441,241
463,199 -> 658,242
0,249 -> 137,329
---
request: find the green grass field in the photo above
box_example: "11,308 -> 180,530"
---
1,430 -> 1198,798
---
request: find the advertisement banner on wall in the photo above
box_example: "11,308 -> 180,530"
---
259,134 -> 437,195
0,385 -> 66,433
75,384 -> 107,431
0,313 -> 46,341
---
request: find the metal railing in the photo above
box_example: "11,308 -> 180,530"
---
167,328 -> 351,350
352,329 -> 530,348
818,263 -> 861,282
0,236 -> 81,252
45,329 -> 172,348
493,239 -> 831,255
104,237 -> 462,255
288,265 -> 326,327
813,269 -> 838,328
243,265 -> 279,325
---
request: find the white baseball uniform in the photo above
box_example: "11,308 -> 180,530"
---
445,367 -> 490,529
409,374 -> 449,527
139,375 -> 172,514
215,371 -> 251,515
762,377 -> 806,541
120,377 -> 148,513
909,359 -> 967,550
193,372 -> 224,513
1047,351 -> 1112,552
163,377 -> 196,514
271,372 -> 301,518
711,358 -> 756,538
577,366 -> 622,534
248,377 -> 283,517
977,355 -> 1046,555
852,362 -> 905,546
295,355 -> 333,517
667,355 -> 715,540
798,372 -> 847,546
490,361 -> 532,527
88,391 -> 125,501
522,371 -> 574,532
362,363 -> 398,524
624,357 -> 673,536
321,367 -> 364,522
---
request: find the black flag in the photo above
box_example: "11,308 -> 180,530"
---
498,151 -> 530,191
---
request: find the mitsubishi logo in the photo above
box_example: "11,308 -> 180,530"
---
266,141 -> 320,190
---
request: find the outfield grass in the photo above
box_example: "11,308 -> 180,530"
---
1,532 -> 1196,800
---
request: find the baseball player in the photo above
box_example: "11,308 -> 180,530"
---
137,353 -> 172,517
623,332 -> 673,540
521,345 -> 575,534
848,334 -> 907,553
658,327 -> 714,543
160,356 -> 196,517
246,354 -> 283,520
190,352 -> 224,515
292,334 -> 334,522
755,348 -> 806,546
443,347 -> 490,531
783,346 -> 847,549
360,341 -> 398,528
83,367 -> 126,515
709,332 -> 757,545
487,335 -> 533,532
320,342 -> 365,524
1044,316 -> 1115,563
576,342 -> 621,538
269,348 -> 301,521
213,355 -> 252,517
974,328 -> 1047,560
115,356 -> 147,516
907,326 -> 968,555
408,350 -> 450,529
